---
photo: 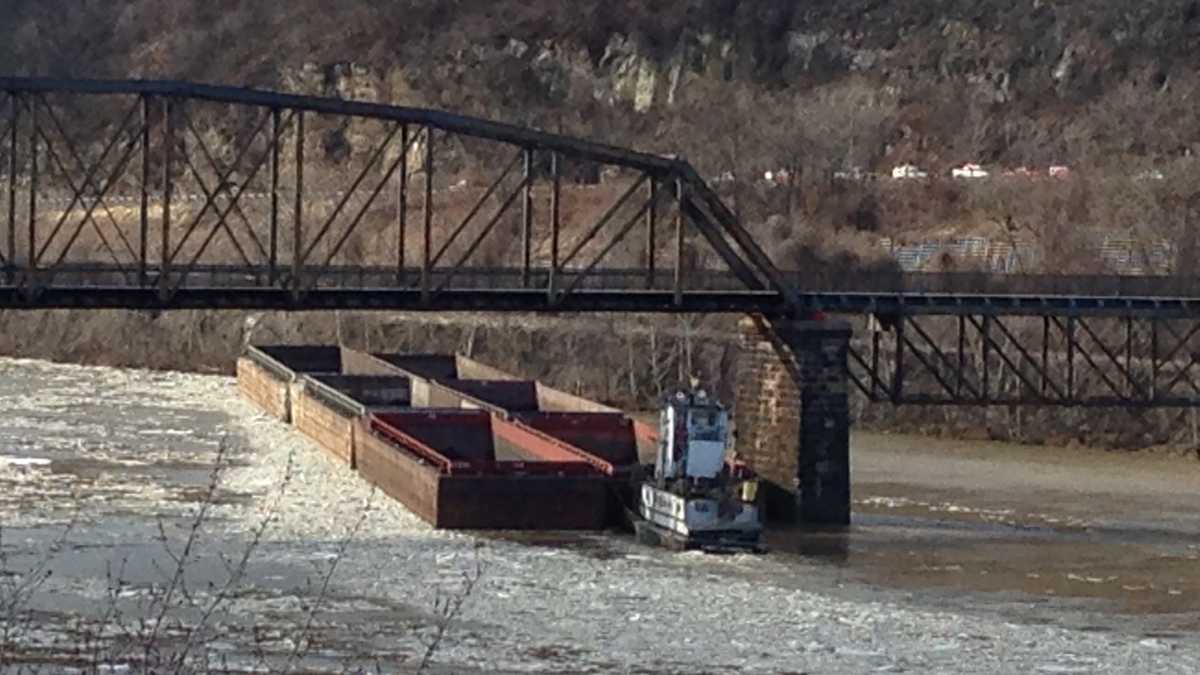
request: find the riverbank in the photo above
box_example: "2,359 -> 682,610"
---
3,308 -> 1200,455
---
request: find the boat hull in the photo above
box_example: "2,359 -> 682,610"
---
635,483 -> 764,553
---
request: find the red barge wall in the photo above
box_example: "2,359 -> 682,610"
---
237,345 -> 647,530
372,351 -> 658,452
358,411 -> 611,529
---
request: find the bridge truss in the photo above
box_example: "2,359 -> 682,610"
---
848,312 -> 1200,408
8,79 -> 1200,407
0,77 -> 792,313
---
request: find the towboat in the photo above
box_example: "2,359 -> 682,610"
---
633,390 -> 764,554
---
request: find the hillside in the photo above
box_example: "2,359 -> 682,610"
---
4,1 -> 1199,160
3,1 -> 1199,271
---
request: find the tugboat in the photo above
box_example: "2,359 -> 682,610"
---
634,390 -> 764,553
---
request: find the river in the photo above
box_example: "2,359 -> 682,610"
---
0,357 -> 1197,673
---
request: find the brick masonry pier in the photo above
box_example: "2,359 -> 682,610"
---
735,317 -> 852,526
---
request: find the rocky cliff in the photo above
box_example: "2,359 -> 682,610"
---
5,1 -> 1200,170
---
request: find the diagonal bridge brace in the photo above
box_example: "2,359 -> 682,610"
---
676,163 -> 802,313
32,95 -> 142,271
33,99 -> 140,280
178,106 -> 269,265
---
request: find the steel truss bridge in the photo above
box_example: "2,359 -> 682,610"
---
0,77 -> 792,314
4,77 -> 1200,408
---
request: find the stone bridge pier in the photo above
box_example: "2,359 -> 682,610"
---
735,317 -> 852,526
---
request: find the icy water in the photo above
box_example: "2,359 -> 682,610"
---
0,358 -> 1198,673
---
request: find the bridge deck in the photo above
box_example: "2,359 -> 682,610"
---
3,265 -> 1200,317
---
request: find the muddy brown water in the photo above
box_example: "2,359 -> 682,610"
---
777,432 -> 1200,630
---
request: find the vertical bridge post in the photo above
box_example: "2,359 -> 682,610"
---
735,316 -> 851,526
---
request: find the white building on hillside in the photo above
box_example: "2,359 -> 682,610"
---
891,164 -> 927,179
951,163 -> 989,179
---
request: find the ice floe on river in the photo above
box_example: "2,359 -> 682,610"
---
0,357 -> 1196,673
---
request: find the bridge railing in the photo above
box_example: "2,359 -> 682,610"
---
782,269 -> 1200,298
15,260 -> 1200,301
